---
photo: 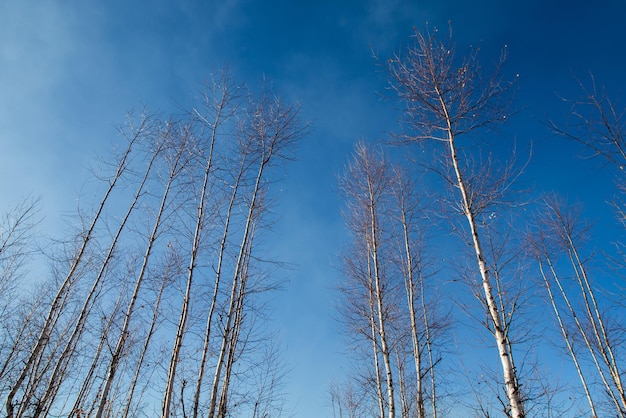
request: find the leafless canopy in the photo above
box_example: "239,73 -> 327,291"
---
387,25 -> 514,143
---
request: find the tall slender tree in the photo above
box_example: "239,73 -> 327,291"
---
529,196 -> 625,416
206,84 -> 305,418
95,119 -> 191,418
388,26 -> 525,417
389,166 -> 441,418
339,143 -> 397,418
162,73 -> 237,418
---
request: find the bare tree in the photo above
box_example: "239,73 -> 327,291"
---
206,84 -> 305,418
94,118 -> 192,418
339,143 -> 398,418
4,115 -> 150,418
1,73 -> 304,418
215,222 -> 255,417
123,247 -> 180,417
389,165 -> 443,418
162,72 -> 238,418
0,197 -> 41,382
387,26 -> 525,417
529,195 -> 625,416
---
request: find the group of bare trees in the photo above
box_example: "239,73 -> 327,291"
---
336,143 -> 442,418
335,26 -> 626,418
527,80 -> 626,417
0,73 -> 305,417
2,23 -> 625,418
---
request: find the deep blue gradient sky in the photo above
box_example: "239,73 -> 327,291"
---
2,1 -> 626,416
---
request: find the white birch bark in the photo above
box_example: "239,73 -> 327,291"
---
388,28 -> 525,417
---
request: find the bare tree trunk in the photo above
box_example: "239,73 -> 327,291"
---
420,271 -> 438,418
446,123 -> 524,417
567,240 -> 626,412
217,228 -> 254,417
538,260 -> 597,417
71,280 -> 127,417
122,254 -> 174,418
370,290 -> 386,418
395,186 -> 425,418
368,204 -> 395,418
388,28 -> 525,417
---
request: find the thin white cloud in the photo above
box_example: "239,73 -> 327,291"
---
361,0 -> 428,49
0,1 -> 86,219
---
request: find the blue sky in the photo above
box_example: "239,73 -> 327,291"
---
2,0 -> 626,416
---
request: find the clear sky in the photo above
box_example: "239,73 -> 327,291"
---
2,0 -> 626,416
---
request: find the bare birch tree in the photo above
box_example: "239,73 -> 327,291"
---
339,143 -> 398,418
0,197 -> 41,382
161,72 -> 238,418
123,247 -> 181,417
94,118 -> 192,418
205,84 -> 305,418
529,196 -> 625,416
1,73 -> 303,418
4,115 -> 150,418
389,166 -> 442,418
387,26 -> 525,417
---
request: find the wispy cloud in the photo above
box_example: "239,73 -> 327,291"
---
0,1 -> 87,214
